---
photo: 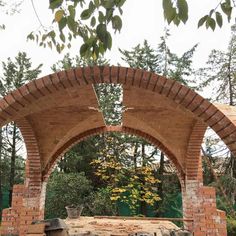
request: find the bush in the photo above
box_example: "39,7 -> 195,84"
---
45,172 -> 93,219
87,187 -> 117,216
227,217 -> 236,236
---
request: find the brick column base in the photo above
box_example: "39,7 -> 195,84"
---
1,184 -> 44,236
183,180 -> 227,236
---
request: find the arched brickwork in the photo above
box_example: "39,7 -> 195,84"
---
0,66 -> 235,159
185,120 -> 207,181
42,125 -> 184,181
16,117 -> 42,196
0,66 -> 232,236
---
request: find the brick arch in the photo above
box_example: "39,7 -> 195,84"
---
185,120 -> 207,181
0,66 -> 235,161
42,125 -> 184,181
16,117 -> 42,196
0,66 -> 230,236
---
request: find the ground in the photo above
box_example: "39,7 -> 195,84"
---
65,216 -> 179,236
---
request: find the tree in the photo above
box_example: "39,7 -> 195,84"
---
45,172 -> 93,219
90,133 -> 160,215
119,33 -> 197,86
198,24 -> 236,176
0,52 -> 42,204
198,25 -> 236,106
24,0 -> 236,59
119,34 -> 197,216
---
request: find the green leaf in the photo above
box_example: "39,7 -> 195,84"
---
89,1 -> 95,11
55,9 -> 64,22
27,32 -> 34,41
177,0 -> 188,23
162,0 -> 176,24
173,15 -> 180,26
94,0 -> 100,8
48,30 -> 56,38
56,43 -> 61,53
118,7 -> 123,15
209,9 -> 214,17
117,0 -> 126,7
215,11 -> 223,27
206,17 -> 216,31
81,9 -> 92,20
112,15 -> 122,32
105,31 -> 112,50
98,11 -> 105,23
80,43 -> 89,57
67,16 -> 77,32
198,15 -> 208,28
106,8 -> 114,22
60,32 -> 66,42
59,17 -> 67,31
49,0 -> 63,10
90,16 -> 96,27
96,23 -> 107,43
221,2 -> 232,22
68,5 -> 76,19
102,0 -> 115,9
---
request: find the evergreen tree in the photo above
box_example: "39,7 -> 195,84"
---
119,31 -> 197,86
0,52 -> 42,205
197,25 -> 236,105
197,25 -> 236,211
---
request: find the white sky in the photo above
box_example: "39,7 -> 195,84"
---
0,0 -> 233,76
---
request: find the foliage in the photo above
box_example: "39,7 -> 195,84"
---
119,34 -> 197,86
24,0 -> 236,58
227,217 -> 236,236
197,25 -> 236,105
87,187 -> 117,215
51,52 -> 109,72
0,52 -> 42,96
0,52 -> 42,205
95,83 -> 122,125
45,172 -> 93,219
156,174 -> 182,217
90,133 -> 160,215
198,26 -> 236,214
28,0 -> 126,57
163,0 -> 235,31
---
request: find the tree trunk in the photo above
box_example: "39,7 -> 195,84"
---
158,152 -> 165,201
133,142 -> 138,170
154,151 -> 165,216
9,122 -> 17,206
227,51 -> 236,203
140,143 -> 147,216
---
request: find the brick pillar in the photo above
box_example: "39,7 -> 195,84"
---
182,120 -> 227,235
0,182 -> 46,236
1,118 -> 46,236
182,179 -> 227,236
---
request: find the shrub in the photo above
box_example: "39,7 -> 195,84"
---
227,217 -> 236,236
45,172 -> 93,219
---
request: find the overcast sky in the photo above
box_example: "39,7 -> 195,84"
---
0,0 -> 233,76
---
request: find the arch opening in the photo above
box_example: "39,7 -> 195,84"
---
44,130 -> 183,222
